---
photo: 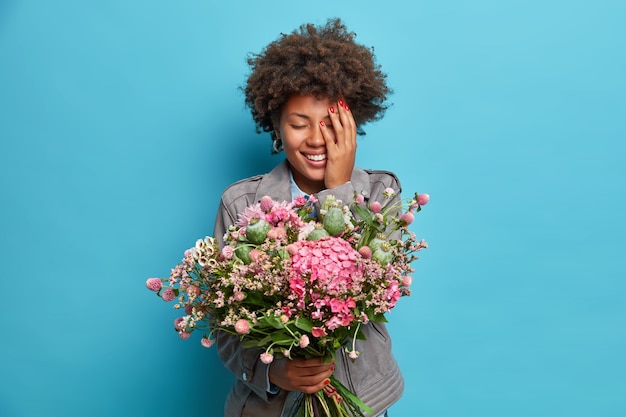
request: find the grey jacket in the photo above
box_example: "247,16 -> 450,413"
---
213,160 -> 405,417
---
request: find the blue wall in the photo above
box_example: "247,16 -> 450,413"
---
1,1 -> 625,416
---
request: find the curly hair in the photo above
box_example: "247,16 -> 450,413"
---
243,18 -> 391,148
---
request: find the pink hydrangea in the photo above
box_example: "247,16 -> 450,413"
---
146,278 -> 162,292
289,237 -> 362,291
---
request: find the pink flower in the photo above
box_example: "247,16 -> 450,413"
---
222,246 -> 234,260
178,331 -> 191,340
201,337 -> 214,348
233,291 -> 245,302
260,353 -> 274,364
348,350 -> 360,359
234,319 -> 250,334
383,187 -> 395,197
283,349 -> 292,358
187,285 -> 200,298
292,195 -> 307,207
260,195 -> 274,212
312,327 -> 327,338
146,278 -> 162,292
299,334 -> 310,348
402,276 -> 413,287
358,246 -> 372,259
161,288 -> 176,302
248,249 -> 263,262
356,194 -> 365,204
370,201 -> 382,213
417,193 -> 430,206
174,317 -> 186,331
267,226 -> 286,240
400,211 -> 414,225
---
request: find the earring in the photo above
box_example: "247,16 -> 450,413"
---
272,137 -> 283,154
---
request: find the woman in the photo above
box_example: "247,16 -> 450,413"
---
214,19 -> 404,417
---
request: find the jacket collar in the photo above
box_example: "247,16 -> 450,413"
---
255,159 -> 372,202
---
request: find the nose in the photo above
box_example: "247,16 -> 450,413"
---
307,123 -> 327,147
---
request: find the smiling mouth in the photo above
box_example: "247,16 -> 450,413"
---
305,153 -> 327,161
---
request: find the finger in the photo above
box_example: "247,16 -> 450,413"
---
319,119 -> 337,147
336,100 -> 356,147
326,104 -> 345,146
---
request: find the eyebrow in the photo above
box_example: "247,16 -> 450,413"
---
287,112 -> 311,119
287,112 -> 331,120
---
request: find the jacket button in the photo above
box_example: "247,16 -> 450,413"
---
242,372 -> 248,381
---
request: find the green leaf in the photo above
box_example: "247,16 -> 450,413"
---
294,317 -> 313,333
353,205 -> 376,227
270,331 -> 294,345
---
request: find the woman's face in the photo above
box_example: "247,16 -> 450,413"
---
275,94 -> 336,195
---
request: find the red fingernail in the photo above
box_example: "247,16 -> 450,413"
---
323,378 -> 331,385
329,106 -> 335,114
330,365 -> 335,371
345,104 -> 350,112
320,120 -> 325,127
338,100 -> 344,108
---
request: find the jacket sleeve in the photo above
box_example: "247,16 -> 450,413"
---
213,198 -> 278,402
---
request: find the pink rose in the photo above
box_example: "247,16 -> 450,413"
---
234,319 -> 250,335
201,337 -> 214,348
260,353 -> 274,364
299,334 -> 310,348
146,278 -> 162,292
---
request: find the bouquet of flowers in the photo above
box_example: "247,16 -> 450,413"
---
146,188 -> 429,417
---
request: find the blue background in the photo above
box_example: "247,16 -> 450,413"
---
1,1 -> 625,416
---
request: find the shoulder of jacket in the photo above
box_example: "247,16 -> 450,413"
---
220,174 -> 264,206
362,169 -> 402,185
